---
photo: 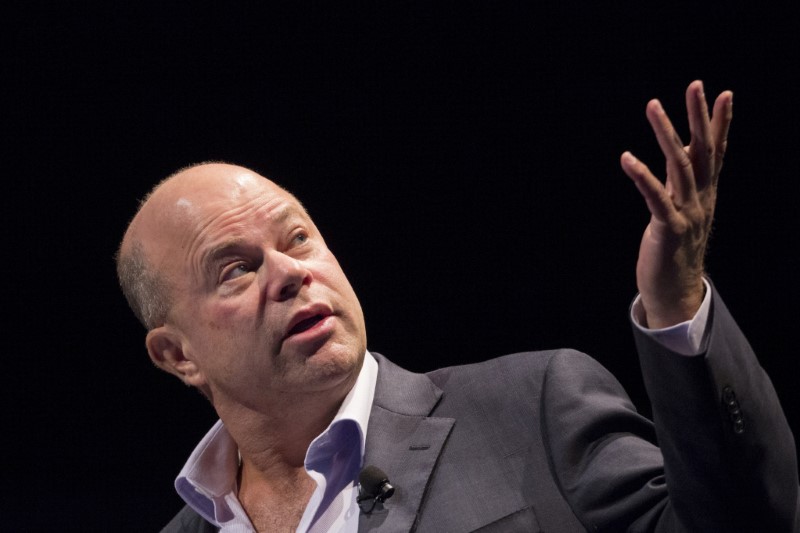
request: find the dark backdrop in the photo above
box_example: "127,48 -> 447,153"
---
6,2 -> 799,530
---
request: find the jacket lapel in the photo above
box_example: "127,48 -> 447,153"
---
359,353 -> 455,533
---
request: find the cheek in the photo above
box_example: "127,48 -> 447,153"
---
316,265 -> 365,334
318,266 -> 359,304
314,254 -> 356,293
202,294 -> 261,328
203,303 -> 239,330
188,302 -> 262,355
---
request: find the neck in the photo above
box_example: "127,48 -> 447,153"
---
218,385 -> 349,475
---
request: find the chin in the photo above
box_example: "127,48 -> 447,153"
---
300,343 -> 364,389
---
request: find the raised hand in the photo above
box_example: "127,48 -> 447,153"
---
621,81 -> 733,328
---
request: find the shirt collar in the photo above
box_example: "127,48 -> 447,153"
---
174,351 -> 378,526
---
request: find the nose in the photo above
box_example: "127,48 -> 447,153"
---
266,251 -> 312,301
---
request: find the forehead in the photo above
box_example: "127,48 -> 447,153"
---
172,172 -> 292,217
177,176 -> 306,243
138,169 -> 310,267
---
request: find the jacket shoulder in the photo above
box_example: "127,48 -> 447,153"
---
425,349 -> 590,392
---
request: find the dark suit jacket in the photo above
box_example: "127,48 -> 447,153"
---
163,289 -> 799,532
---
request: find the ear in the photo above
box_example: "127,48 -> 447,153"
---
145,326 -> 206,389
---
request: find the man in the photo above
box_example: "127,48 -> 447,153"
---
117,81 -> 798,532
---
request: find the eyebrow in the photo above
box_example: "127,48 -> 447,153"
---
271,205 -> 294,225
201,239 -> 251,279
206,239 -> 249,264
199,205 -> 305,278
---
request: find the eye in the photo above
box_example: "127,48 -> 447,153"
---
220,262 -> 253,283
291,231 -> 309,246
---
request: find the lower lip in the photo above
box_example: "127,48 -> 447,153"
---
285,315 -> 335,343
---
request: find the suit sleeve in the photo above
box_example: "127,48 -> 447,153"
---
634,285 -> 798,531
541,286 -> 798,532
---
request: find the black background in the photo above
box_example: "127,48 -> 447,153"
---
6,2 -> 799,530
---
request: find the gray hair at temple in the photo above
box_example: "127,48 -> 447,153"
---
115,171 -> 180,331
115,238 -> 172,331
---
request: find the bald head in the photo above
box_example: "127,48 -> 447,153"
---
118,161 -> 367,407
116,163 -> 295,329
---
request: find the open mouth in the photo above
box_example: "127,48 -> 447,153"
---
287,314 -> 326,336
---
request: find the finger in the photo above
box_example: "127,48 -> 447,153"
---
621,151 -> 676,223
709,90 -> 734,182
645,99 -> 696,207
685,80 -> 713,190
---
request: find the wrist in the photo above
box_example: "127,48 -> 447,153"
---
639,280 -> 705,329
